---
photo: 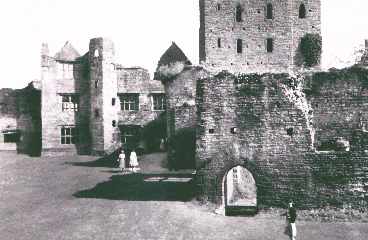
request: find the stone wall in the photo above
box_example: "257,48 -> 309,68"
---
196,69 -> 368,209
305,68 -> 368,151
199,0 -> 321,73
0,89 -> 17,151
41,55 -> 87,155
117,67 -> 164,126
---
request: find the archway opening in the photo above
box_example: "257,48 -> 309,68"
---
222,166 -> 257,216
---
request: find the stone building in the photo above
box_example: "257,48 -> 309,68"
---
199,0 -> 321,73
0,38 -> 165,156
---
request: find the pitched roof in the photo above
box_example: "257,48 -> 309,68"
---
54,41 -> 80,61
156,42 -> 191,68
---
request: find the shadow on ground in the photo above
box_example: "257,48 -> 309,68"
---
73,173 -> 195,202
65,152 -> 119,168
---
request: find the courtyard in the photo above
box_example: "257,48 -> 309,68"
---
0,151 -> 367,240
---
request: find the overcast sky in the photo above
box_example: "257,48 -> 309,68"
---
1,0 -> 368,89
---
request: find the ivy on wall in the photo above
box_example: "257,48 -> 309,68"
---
300,33 -> 322,67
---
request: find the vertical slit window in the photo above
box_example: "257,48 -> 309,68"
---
237,39 -> 243,54
267,38 -> 274,53
236,5 -> 242,22
217,38 -> 222,48
266,3 -> 273,19
299,3 -> 306,19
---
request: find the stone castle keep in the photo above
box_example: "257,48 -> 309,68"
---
1,0 -> 368,211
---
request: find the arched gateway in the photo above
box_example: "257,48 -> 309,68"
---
222,166 -> 257,215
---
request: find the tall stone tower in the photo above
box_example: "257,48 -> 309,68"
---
199,0 -> 321,73
89,38 -> 120,155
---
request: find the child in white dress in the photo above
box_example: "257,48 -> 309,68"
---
118,150 -> 125,172
129,150 -> 139,172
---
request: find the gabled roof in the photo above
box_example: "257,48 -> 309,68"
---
156,42 -> 191,68
54,41 -> 80,61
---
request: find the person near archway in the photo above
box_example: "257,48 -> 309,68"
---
287,201 -> 297,240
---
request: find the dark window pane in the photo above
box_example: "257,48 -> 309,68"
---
237,39 -> 243,53
266,4 -> 273,19
236,5 -> 242,22
299,4 -> 306,18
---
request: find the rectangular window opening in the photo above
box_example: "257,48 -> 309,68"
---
152,94 -> 166,111
60,126 -> 78,145
119,93 -> 140,111
237,39 -> 243,54
61,94 -> 79,112
266,38 -> 274,53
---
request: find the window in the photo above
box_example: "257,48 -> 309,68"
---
299,3 -> 306,19
3,131 -> 20,143
217,38 -> 222,48
236,5 -> 242,22
61,94 -> 79,112
119,93 -> 139,111
95,109 -> 100,118
61,126 -> 78,144
237,39 -> 243,53
112,120 -> 117,127
112,98 -> 116,106
266,38 -> 274,53
217,3 -> 221,11
95,80 -> 99,89
152,94 -> 166,111
266,3 -> 273,19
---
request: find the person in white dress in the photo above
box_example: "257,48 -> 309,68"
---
129,150 -> 139,172
118,150 -> 125,172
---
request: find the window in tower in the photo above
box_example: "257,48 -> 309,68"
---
217,38 -> 222,48
236,5 -> 242,22
217,3 -> 221,11
299,3 -> 306,19
266,38 -> 274,53
266,3 -> 273,19
237,39 -> 243,54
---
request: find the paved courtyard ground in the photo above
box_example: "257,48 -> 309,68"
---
0,151 -> 367,240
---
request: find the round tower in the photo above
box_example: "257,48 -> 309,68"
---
89,38 -> 120,155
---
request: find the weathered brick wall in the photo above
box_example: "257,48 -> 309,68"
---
196,70 -> 368,209
199,0 -> 321,73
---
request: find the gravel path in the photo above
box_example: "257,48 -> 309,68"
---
0,152 -> 367,240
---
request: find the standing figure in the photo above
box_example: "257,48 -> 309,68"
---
118,149 -> 126,172
287,201 -> 297,240
129,150 -> 139,173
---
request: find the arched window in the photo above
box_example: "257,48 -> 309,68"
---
236,5 -> 242,22
299,3 -> 306,19
266,3 -> 273,19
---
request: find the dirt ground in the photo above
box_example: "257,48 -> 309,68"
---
0,151 -> 367,240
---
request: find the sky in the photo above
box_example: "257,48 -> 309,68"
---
0,0 -> 368,89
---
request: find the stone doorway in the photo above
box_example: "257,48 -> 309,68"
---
223,166 -> 257,215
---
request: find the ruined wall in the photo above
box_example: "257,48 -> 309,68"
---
0,89 -> 17,151
196,69 -> 368,209
199,0 -> 321,73
196,72 -> 312,207
164,67 -> 208,138
305,68 -> 368,151
117,67 -> 164,126
41,55 -> 88,155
